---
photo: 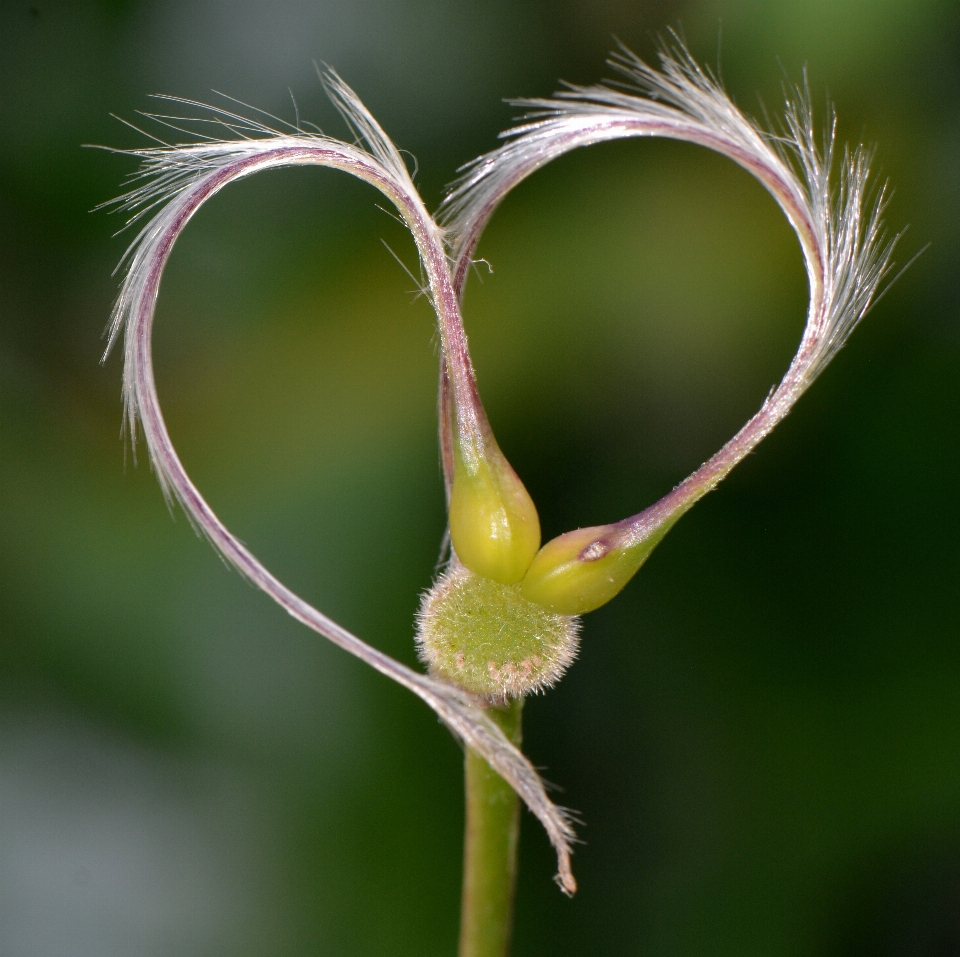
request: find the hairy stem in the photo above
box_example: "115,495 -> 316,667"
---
459,697 -> 524,957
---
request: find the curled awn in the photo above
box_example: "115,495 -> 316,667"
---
435,39 -> 897,619
102,73 -> 577,894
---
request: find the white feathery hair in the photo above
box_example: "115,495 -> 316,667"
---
442,40 -> 898,509
102,73 -> 578,894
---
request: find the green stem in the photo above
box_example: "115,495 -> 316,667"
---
458,696 -> 524,957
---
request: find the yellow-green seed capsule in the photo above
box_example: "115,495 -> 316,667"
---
448,444 -> 541,585
520,522 -> 673,616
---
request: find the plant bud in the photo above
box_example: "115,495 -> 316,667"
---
416,566 -> 580,699
448,441 -> 541,585
520,521 -> 674,616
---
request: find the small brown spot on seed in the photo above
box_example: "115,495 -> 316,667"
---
581,540 -> 609,561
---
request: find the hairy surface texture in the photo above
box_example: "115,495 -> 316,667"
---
417,566 -> 580,698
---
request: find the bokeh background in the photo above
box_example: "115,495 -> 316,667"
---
1,1 -> 958,954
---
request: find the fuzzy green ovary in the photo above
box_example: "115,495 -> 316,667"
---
448,451 -> 541,585
521,523 -> 673,616
417,569 -> 577,697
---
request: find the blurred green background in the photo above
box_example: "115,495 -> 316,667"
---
1,1 -> 958,954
